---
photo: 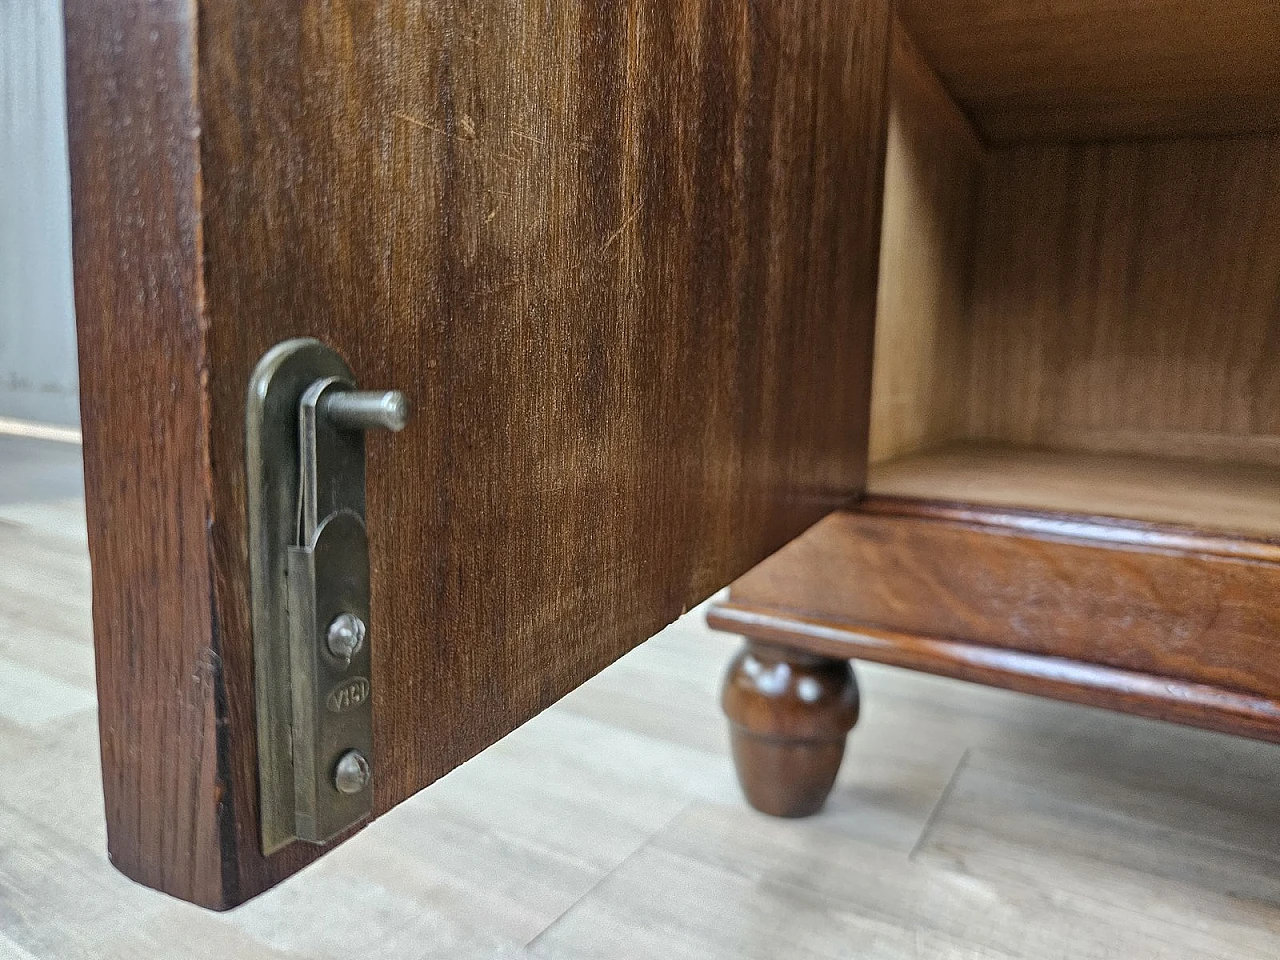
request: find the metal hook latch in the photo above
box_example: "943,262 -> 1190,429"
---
246,339 -> 408,853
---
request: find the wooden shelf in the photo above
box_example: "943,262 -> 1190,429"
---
867,444 -> 1280,540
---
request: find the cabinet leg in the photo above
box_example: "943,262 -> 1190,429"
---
721,640 -> 859,817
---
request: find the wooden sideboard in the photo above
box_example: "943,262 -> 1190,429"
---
711,9 -> 1280,817
66,0 -> 1279,907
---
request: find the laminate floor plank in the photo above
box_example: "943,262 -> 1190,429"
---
0,506 -> 94,691
914,767 -> 1280,957
529,802 -> 1226,960
3,436 -> 1280,958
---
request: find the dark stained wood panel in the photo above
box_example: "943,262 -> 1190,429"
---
63,2 -> 227,909
708,603 -> 1280,745
66,0 -> 892,908
896,0 -> 1280,141
725,505 -> 1280,702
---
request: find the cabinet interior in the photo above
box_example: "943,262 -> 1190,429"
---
867,11 -> 1280,538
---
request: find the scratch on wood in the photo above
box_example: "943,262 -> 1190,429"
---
513,129 -> 547,146
393,112 -> 449,136
601,201 -> 643,256
397,112 -> 527,165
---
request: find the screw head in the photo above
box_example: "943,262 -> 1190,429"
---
326,612 -> 366,665
334,749 -> 372,795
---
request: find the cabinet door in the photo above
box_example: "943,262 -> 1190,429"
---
65,0 -> 891,908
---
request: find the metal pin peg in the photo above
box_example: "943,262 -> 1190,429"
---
322,390 -> 410,432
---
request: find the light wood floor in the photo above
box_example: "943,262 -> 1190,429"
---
3,434 -> 1280,959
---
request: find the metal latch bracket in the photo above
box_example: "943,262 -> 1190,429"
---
245,338 -> 407,853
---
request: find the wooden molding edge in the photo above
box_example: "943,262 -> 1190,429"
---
860,495 -> 1280,564
707,602 -> 1280,744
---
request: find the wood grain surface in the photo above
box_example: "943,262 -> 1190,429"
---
722,640 -> 859,818
963,134 -> 1280,466
66,0 -> 892,908
723,506 -> 1280,706
867,24 -> 982,464
896,0 -> 1280,141
869,121 -> 1280,469
63,2 -> 227,910
869,444 -> 1280,539
708,603 -> 1280,745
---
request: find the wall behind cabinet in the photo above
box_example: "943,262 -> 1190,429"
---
0,0 -> 79,426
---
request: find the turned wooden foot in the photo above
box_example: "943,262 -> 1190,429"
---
721,640 -> 859,817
